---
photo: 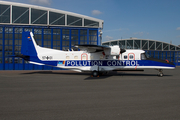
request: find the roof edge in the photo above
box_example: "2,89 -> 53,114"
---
102,39 -> 180,48
0,1 -> 104,23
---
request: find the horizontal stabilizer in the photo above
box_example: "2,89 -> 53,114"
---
15,54 -> 30,60
8,54 -> 30,61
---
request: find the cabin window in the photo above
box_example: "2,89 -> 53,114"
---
100,55 -> 104,59
81,53 -> 88,60
141,53 -> 146,60
90,56 -> 93,60
124,55 -> 127,59
66,56 -> 70,59
74,56 -> 78,59
82,56 -> 86,60
129,55 -> 134,59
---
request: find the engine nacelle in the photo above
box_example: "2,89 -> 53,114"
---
104,45 -> 120,55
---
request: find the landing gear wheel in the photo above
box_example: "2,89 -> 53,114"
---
92,71 -> 98,77
159,73 -> 163,77
157,69 -> 164,77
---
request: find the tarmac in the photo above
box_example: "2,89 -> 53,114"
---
0,68 -> 180,120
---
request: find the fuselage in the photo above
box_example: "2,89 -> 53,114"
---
30,47 -> 175,72
21,32 -> 175,73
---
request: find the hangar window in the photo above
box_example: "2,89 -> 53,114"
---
134,40 -> 140,49
156,42 -> 162,50
71,30 -> 79,48
170,45 -> 175,51
119,40 -> 125,49
163,43 -> 169,50
31,8 -> 47,24
80,30 -> 87,44
0,4 -> 10,23
44,29 -> 51,48
62,29 -> 69,51
34,28 -> 42,46
127,40 -> 133,49
84,19 -> 99,27
53,29 -> 61,50
111,41 -> 117,46
142,40 -> 148,50
149,41 -> 155,50
89,30 -> 97,45
12,6 -> 29,24
67,15 -> 82,26
49,12 -> 65,25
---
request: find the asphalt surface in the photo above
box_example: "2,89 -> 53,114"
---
0,68 -> 180,120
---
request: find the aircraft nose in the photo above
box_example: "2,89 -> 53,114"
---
147,57 -> 175,67
165,59 -> 174,65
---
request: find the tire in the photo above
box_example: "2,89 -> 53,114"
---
92,71 -> 98,77
159,73 -> 163,77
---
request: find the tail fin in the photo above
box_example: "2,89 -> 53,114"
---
21,32 -> 37,57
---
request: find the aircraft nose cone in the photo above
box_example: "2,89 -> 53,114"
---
147,57 -> 175,67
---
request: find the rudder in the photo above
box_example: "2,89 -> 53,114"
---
21,31 -> 37,57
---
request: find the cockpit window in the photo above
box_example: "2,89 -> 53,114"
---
145,52 -> 150,58
141,53 -> 147,60
141,52 -> 151,60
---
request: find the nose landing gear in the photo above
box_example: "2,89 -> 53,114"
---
157,69 -> 163,77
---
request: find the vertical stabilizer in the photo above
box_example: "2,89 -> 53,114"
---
21,32 -> 37,57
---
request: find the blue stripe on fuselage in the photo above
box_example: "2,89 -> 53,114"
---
27,56 -> 175,68
65,60 -> 139,66
65,60 -> 175,67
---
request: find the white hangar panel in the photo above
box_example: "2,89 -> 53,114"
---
0,1 -> 104,28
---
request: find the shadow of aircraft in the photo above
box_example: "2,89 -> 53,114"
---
21,70 -> 172,80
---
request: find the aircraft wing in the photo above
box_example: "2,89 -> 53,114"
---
74,44 -> 111,52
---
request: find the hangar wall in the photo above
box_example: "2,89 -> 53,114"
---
0,26 -> 100,70
0,1 -> 103,70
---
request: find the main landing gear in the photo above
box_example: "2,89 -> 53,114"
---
92,71 -> 99,77
157,69 -> 163,77
91,71 -> 108,77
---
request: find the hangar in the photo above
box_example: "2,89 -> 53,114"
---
102,38 -> 180,66
0,1 -> 103,70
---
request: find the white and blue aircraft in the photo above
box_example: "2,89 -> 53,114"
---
18,31 -> 175,77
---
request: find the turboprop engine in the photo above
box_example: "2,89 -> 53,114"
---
104,45 -> 120,56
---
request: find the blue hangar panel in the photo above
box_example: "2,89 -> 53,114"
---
0,1 -> 103,70
0,26 -> 101,70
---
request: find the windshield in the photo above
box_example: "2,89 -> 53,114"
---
141,53 -> 147,60
145,51 -> 150,58
141,52 -> 151,60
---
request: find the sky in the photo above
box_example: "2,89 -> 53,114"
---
2,0 -> 180,45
